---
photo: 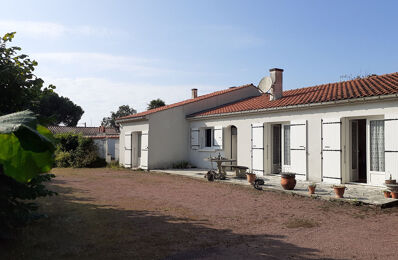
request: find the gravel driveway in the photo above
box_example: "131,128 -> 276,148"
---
2,168 -> 398,259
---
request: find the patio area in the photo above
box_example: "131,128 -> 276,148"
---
158,169 -> 398,208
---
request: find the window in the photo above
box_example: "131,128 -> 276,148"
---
283,125 -> 291,165
370,120 -> 385,172
205,128 -> 212,147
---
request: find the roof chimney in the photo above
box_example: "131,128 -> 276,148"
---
191,88 -> 198,98
269,68 -> 283,100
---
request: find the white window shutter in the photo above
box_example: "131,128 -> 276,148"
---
140,130 -> 149,169
213,126 -> 223,149
124,132 -> 132,167
289,120 -> 307,180
321,118 -> 342,184
251,123 -> 264,176
191,128 -> 199,150
385,114 -> 398,180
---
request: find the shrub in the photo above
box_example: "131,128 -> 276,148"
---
172,161 -> 189,169
54,133 -> 104,168
107,160 -> 122,169
0,170 -> 57,235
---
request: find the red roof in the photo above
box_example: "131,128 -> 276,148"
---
117,84 -> 255,120
190,72 -> 398,117
48,126 -> 119,136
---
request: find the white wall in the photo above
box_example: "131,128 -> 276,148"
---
148,106 -> 189,169
189,99 -> 398,182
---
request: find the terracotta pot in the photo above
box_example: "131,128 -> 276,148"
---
333,186 -> 346,198
384,191 -> 391,198
308,186 -> 316,195
385,179 -> 396,185
391,191 -> 398,199
281,175 -> 296,190
246,173 -> 256,184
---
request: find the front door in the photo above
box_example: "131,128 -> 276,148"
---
351,120 -> 359,181
272,124 -> 281,174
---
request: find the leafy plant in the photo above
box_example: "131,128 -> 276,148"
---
0,110 -> 55,182
54,133 -> 106,168
0,110 -> 56,236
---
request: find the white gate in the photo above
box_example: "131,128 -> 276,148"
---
385,114 -> 398,181
251,123 -> 264,176
322,118 -> 342,184
124,132 -> 132,168
290,120 -> 307,181
140,130 -> 149,169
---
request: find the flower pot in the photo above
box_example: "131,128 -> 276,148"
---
384,190 -> 391,198
391,191 -> 398,199
281,174 -> 296,190
246,173 -> 256,184
333,186 -> 346,198
308,186 -> 316,195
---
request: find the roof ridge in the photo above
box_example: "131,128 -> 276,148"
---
117,83 -> 256,120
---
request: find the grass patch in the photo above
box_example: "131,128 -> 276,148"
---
284,218 -> 319,229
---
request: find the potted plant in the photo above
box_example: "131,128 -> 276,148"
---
281,173 -> 296,190
332,185 -> 347,198
383,190 -> 392,198
246,172 -> 256,184
308,183 -> 316,195
391,190 -> 398,199
385,174 -> 396,185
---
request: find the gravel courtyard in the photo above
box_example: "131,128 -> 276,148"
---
2,168 -> 398,259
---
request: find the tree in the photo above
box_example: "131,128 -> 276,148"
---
101,105 -> 137,129
0,32 -> 83,126
147,99 -> 166,110
35,90 -> 84,126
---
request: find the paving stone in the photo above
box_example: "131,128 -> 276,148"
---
158,169 -> 398,208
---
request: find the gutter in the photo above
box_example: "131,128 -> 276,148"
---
187,93 -> 398,121
115,116 -> 148,124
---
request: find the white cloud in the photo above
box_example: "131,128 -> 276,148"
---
34,52 -> 175,77
0,20 -> 117,38
44,77 -> 222,126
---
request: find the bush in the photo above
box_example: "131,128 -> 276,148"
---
0,169 -> 57,236
107,160 -> 121,169
172,161 -> 189,169
54,133 -> 104,168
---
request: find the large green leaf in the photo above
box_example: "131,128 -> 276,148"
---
0,110 -> 55,183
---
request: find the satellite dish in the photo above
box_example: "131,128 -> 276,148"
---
258,76 -> 273,93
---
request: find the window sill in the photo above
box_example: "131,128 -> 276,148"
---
198,148 -> 220,152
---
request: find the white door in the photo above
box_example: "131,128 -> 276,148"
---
289,120 -> 307,181
385,114 -> 398,181
251,123 -> 264,176
124,132 -> 132,167
322,118 -> 342,184
140,130 -> 149,169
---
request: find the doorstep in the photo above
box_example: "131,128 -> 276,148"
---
156,169 -> 398,209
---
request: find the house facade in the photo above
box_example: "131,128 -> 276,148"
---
117,69 -> 398,186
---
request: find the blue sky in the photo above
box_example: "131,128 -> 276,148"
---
1,0 -> 397,125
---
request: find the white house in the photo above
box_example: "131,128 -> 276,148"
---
116,68 -> 398,186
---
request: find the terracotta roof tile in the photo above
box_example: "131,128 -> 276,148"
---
48,126 -> 119,136
117,84 -> 255,120
190,72 -> 398,117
